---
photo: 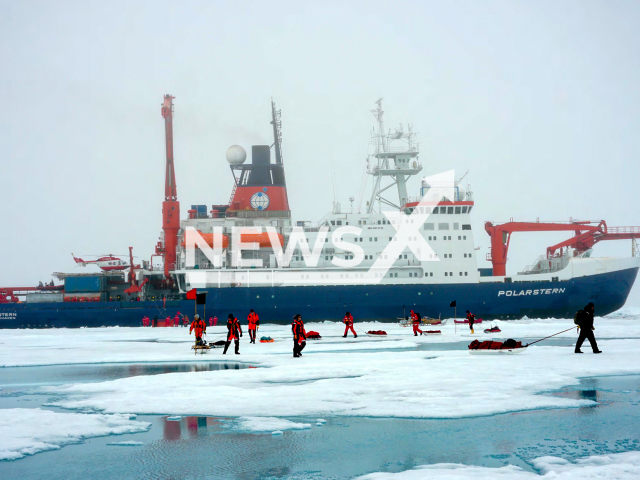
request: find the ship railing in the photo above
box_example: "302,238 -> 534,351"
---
226,210 -> 291,219
606,226 -> 640,234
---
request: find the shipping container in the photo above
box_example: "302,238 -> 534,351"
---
26,293 -> 64,303
64,276 -> 106,293
63,293 -> 101,302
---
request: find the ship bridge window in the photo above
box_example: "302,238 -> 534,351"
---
433,207 -> 441,214
462,206 -> 468,213
462,224 -> 471,230
468,206 -> 473,213
455,207 -> 461,214
424,223 -> 434,230
438,223 -> 449,230
447,207 -> 454,214
337,221 -> 342,226
331,220 -> 335,225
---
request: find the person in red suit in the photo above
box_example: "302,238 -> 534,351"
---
410,310 -> 423,336
292,314 -> 306,357
247,309 -> 260,344
189,314 -> 206,346
223,314 -> 242,355
466,310 -> 476,334
342,311 -> 357,338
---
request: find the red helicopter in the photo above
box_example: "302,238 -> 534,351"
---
72,254 -> 130,272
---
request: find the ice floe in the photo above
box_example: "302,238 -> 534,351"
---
0,408 -> 149,460
358,451 -> 640,479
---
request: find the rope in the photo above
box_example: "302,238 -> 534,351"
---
526,327 -> 575,347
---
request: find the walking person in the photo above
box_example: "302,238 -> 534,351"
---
466,310 -> 476,334
208,317 -> 214,328
189,314 -> 206,346
410,310 -> 423,336
342,311 -> 357,338
575,302 -> 602,354
213,315 -> 218,327
292,314 -> 307,357
223,314 -> 242,355
247,309 -> 260,344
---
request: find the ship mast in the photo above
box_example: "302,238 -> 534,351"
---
366,99 -> 422,213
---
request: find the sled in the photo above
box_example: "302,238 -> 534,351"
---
259,338 -> 275,343
484,327 -> 501,333
191,344 -> 210,354
424,330 -> 441,334
468,339 -> 527,355
469,346 -> 527,355
422,317 -> 445,326
367,330 -> 387,336
306,331 -> 322,340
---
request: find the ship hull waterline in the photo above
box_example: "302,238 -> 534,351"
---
0,267 -> 637,328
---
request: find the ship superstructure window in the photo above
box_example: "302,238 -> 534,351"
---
424,223 -> 434,230
462,224 -> 471,230
448,207 -> 454,214
337,220 -> 342,225
455,207 -> 461,214
465,272 -> 468,276
453,223 -> 459,230
462,206 -> 468,213
331,220 -> 335,225
445,272 -> 448,277
439,223 -> 449,230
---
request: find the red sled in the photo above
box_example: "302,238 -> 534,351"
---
367,330 -> 387,336
468,339 -> 527,354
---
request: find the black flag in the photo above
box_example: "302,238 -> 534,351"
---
196,292 -> 207,305
449,300 -> 457,307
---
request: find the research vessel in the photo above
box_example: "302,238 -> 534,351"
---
1,97 -> 638,328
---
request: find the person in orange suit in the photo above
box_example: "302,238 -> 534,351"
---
342,311 -> 357,338
410,310 -> 423,336
247,309 -> 260,344
189,314 -> 206,346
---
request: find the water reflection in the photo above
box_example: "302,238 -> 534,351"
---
0,362 -> 252,388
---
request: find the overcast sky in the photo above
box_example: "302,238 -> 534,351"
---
2,0 -> 639,305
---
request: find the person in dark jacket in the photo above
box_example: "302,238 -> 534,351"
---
575,302 -> 602,354
223,314 -> 242,355
466,310 -> 476,334
292,314 -> 306,357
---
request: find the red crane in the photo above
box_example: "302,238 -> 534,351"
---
485,220 -> 640,277
155,95 -> 180,280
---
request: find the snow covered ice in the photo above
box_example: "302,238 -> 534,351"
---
1,313 -> 640,477
358,451 -> 640,479
0,408 -> 149,460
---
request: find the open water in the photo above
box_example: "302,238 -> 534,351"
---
0,362 -> 639,479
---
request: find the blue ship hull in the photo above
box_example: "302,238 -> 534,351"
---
1,267 -> 637,328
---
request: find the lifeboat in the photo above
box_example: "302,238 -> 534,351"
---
181,231 -> 284,249
240,231 -> 284,248
181,232 -> 229,249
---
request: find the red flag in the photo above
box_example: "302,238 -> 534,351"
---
186,288 -> 197,300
